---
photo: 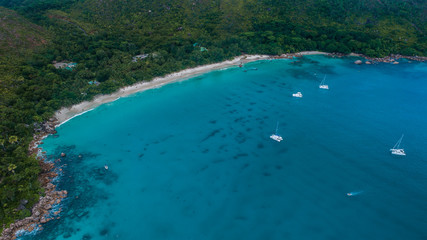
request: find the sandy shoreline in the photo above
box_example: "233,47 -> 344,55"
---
1,51 -> 327,239
55,52 -> 328,125
55,54 -> 267,124
3,50 -> 426,239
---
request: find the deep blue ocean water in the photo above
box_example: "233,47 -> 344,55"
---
21,56 -> 427,240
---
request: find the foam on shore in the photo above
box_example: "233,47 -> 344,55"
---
55,55 -> 271,124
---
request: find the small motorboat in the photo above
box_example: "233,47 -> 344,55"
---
347,191 -> 364,196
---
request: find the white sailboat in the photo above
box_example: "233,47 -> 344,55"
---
270,122 -> 283,142
292,92 -> 303,98
390,134 -> 406,156
319,76 -> 329,89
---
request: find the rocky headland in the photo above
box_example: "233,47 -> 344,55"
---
1,118 -> 67,240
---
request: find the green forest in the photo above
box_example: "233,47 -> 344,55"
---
0,0 -> 426,232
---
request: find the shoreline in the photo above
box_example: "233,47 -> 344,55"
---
1,118 -> 68,240
54,54 -> 271,124
1,51 -> 425,239
54,51 -> 426,125
54,52 -> 331,125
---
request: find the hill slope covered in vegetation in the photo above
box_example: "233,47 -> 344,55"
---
0,7 -> 49,55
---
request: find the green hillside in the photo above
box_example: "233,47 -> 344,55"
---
0,0 -> 426,233
0,7 -> 49,55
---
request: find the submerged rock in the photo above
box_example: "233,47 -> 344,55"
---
354,60 -> 362,65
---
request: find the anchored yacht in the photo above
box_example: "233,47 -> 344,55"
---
292,92 -> 303,98
319,76 -> 329,89
270,122 -> 283,142
390,134 -> 406,156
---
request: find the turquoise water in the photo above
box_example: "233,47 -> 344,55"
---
22,56 -> 427,239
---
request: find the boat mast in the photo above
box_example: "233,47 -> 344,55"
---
393,134 -> 404,149
320,75 -> 326,85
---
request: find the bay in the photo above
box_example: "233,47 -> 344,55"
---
21,56 -> 427,240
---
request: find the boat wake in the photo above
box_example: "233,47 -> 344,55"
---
347,191 -> 364,197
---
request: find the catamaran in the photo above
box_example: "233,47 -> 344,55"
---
292,92 -> 303,98
390,134 -> 406,156
319,76 -> 329,89
270,122 -> 283,142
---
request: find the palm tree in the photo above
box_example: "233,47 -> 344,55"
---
8,164 -> 17,174
8,135 -> 18,144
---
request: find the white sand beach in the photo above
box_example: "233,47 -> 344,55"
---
55,52 -> 328,125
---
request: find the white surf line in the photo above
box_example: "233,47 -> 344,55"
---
55,108 -> 95,127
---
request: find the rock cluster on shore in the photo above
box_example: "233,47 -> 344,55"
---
0,161 -> 68,240
366,54 -> 426,63
278,52 -> 427,64
29,118 -> 58,156
0,189 -> 68,240
352,54 -> 427,65
0,118 -> 67,240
